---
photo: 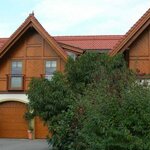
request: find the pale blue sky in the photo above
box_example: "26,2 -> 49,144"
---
0,0 -> 149,37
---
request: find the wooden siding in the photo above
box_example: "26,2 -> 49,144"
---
129,26 -> 150,75
0,28 -> 65,91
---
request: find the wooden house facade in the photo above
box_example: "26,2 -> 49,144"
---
0,8 -> 150,139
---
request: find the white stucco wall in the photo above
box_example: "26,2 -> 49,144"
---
0,94 -> 29,103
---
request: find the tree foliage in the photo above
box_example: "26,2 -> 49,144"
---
27,53 -> 150,150
76,76 -> 150,150
28,72 -> 70,121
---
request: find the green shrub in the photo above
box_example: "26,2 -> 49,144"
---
27,53 -> 150,150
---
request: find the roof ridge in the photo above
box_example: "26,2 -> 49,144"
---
54,35 -> 123,38
54,35 -> 123,41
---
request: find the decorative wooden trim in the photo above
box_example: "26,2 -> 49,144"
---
110,8 -> 150,56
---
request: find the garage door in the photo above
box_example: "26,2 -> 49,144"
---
35,117 -> 49,139
0,101 -> 28,138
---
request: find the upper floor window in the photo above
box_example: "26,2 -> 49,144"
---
9,61 -> 23,90
67,51 -> 76,60
45,60 -> 57,80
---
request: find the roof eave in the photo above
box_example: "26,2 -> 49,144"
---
109,8 -> 150,56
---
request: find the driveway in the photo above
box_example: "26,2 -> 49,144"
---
0,139 -> 52,150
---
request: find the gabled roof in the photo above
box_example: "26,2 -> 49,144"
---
54,35 -> 122,50
0,13 -> 68,61
109,8 -> 150,56
0,35 -> 122,53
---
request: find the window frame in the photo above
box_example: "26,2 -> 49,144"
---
44,59 -> 58,80
11,60 -> 23,75
8,60 -> 24,91
66,51 -> 76,60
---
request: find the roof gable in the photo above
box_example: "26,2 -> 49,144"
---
0,13 -> 67,61
109,8 -> 150,56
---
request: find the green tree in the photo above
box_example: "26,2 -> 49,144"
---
76,75 -> 150,150
28,72 -> 71,121
27,53 -> 150,150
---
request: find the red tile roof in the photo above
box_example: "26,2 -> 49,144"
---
0,35 -> 123,52
1,8 -> 150,54
54,35 -> 123,50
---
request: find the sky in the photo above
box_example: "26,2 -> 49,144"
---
0,0 -> 149,37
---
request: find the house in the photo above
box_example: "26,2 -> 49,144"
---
0,8 -> 149,139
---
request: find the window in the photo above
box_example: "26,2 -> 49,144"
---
10,61 -> 23,89
11,61 -> 22,74
45,60 -> 57,80
67,51 -> 76,60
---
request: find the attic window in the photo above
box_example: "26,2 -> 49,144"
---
67,51 -> 76,60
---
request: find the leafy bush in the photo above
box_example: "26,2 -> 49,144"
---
28,72 -> 71,121
27,53 -> 150,150
76,79 -> 150,150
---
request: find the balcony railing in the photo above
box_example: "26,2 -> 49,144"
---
7,74 -> 25,91
41,74 -> 53,81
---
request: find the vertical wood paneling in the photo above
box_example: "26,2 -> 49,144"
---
0,29 -> 66,91
129,27 -> 150,75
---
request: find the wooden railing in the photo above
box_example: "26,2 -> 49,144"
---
6,74 -> 25,91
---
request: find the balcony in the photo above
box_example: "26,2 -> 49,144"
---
41,74 -> 54,81
7,74 -> 25,91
